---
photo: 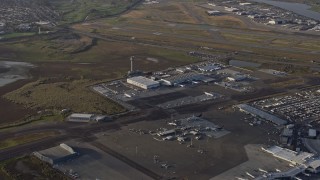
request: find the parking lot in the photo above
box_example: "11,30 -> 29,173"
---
251,89 -> 320,123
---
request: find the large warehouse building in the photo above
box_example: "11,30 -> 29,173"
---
127,76 -> 160,89
237,104 -> 287,125
67,113 -> 110,123
33,143 -> 78,165
68,113 -> 94,122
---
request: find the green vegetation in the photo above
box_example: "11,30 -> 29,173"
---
221,33 -> 269,44
0,156 -> 69,180
4,79 -> 126,114
1,32 -> 36,39
0,131 -> 58,150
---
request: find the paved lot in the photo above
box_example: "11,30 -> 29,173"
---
55,141 -> 153,180
210,144 -> 292,180
94,107 -> 280,180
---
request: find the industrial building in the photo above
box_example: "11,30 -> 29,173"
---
262,146 -> 320,173
161,72 -> 203,86
33,143 -> 78,165
67,113 -> 110,122
127,76 -> 160,89
263,146 -> 314,165
255,146 -> 320,179
68,113 -> 94,122
237,104 -> 287,125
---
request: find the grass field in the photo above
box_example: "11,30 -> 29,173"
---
4,79 -> 125,114
1,32 -> 36,39
0,131 -> 59,150
0,156 -> 69,180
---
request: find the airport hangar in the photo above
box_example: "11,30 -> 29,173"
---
33,143 -> 78,165
67,113 -> 110,123
127,76 -> 160,89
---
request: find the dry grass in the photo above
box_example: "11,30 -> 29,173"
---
4,79 -> 125,114
270,78 -> 306,88
0,131 -> 59,150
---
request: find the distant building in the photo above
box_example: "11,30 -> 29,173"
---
227,74 -> 246,81
67,113 -> 110,123
0,22 -> 5,30
127,76 -> 160,89
260,146 -> 320,177
236,12 -> 248,16
248,15 -> 263,19
161,72 -> 203,86
269,19 -> 286,25
33,143 -> 78,165
309,129 -> 317,138
207,10 -> 221,16
225,7 -> 239,12
157,129 -> 176,136
68,113 -> 94,122
176,68 -> 186,73
239,2 -> 251,6
282,128 -> 293,137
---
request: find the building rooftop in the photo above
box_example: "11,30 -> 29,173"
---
69,113 -> 94,119
308,159 -> 320,169
37,143 -> 76,161
127,76 -> 159,86
162,72 -> 202,83
237,104 -> 287,125
264,146 -> 313,165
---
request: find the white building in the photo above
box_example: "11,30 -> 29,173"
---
33,143 -> 78,165
68,113 -> 94,122
261,146 -> 320,174
161,72 -> 202,86
309,129 -> 317,138
263,146 -> 313,165
225,7 -> 239,12
127,76 -> 160,89
239,2 -> 251,6
227,74 -> 246,81
207,10 -> 221,16
67,113 -> 109,122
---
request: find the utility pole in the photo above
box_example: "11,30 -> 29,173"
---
130,56 -> 135,72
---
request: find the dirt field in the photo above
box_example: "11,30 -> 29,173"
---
0,79 -> 35,125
